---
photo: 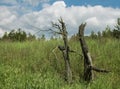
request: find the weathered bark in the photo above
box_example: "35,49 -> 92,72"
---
61,20 -> 72,83
52,18 -> 72,83
78,23 -> 109,82
78,23 -> 93,82
92,66 -> 110,73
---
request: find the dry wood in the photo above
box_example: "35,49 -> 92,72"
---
78,23 -> 109,82
52,18 -> 72,83
92,66 -> 110,73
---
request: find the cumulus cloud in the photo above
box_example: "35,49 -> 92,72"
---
21,1 -> 120,35
23,0 -> 49,6
0,6 -> 17,31
0,1 -> 120,37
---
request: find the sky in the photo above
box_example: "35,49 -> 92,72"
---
0,0 -> 120,37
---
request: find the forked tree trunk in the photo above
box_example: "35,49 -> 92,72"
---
78,23 -> 109,82
78,23 -> 93,82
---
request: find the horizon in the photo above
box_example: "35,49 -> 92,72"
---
0,0 -> 120,37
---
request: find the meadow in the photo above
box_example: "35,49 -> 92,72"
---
0,38 -> 120,89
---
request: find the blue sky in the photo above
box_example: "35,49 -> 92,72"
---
0,0 -> 120,37
64,0 -> 120,8
0,0 -> 120,13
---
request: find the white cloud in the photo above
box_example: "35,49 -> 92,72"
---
23,0 -> 49,6
0,1 -> 120,37
0,0 -> 17,5
0,28 -> 4,37
0,6 -> 17,30
52,1 -> 66,7
86,17 -> 99,26
42,3 -> 50,8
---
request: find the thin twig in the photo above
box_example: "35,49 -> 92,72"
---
52,46 -> 59,61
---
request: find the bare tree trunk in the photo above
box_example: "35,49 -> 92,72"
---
78,23 -> 93,82
52,18 -> 72,83
78,23 -> 110,82
62,21 -> 72,83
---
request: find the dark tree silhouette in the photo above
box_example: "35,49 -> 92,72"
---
112,18 -> 120,39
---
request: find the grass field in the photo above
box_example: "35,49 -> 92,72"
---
0,38 -> 120,89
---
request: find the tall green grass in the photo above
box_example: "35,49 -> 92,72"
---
0,38 -> 120,89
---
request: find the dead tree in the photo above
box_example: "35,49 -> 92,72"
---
78,23 -> 109,82
52,18 -> 72,83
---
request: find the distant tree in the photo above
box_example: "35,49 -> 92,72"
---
27,33 -> 36,41
50,35 -> 57,40
97,31 -> 102,38
15,28 -> 27,41
70,34 -> 79,41
41,34 -> 45,40
2,32 -> 8,40
90,31 -> 97,39
112,18 -> 120,39
102,26 -> 111,38
102,30 -> 106,37
105,26 -> 112,37
8,29 -> 16,41
2,28 -> 28,42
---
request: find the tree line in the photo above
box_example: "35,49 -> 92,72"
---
0,28 -> 35,41
90,21 -> 120,39
0,28 -> 47,42
0,18 -> 120,42
71,18 -> 120,40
